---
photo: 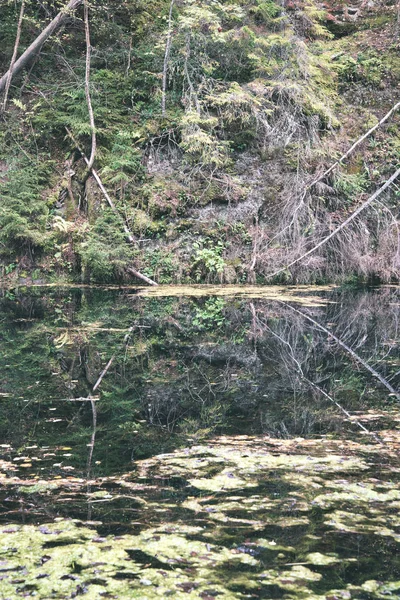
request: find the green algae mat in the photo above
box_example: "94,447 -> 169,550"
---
1,429 -> 399,599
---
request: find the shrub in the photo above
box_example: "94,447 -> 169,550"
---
79,209 -> 135,281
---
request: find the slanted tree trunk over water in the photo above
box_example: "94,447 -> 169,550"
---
0,0 -> 83,94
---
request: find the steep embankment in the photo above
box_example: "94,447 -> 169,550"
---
0,0 -> 399,285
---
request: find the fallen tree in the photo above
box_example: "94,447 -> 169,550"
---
0,0 -> 83,94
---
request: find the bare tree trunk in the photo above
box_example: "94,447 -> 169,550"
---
1,0 -> 25,112
83,0 -> 96,173
161,0 -> 175,116
266,166 -> 400,280
0,0 -> 83,94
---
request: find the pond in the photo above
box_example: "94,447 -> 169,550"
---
0,284 -> 399,599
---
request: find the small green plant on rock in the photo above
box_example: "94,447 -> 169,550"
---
192,240 -> 226,282
334,171 -> 368,203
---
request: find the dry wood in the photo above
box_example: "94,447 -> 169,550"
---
266,166 -> 400,280
46,396 -> 100,402
312,100 -> 400,188
0,0 -> 83,94
1,0 -> 25,112
92,357 -> 114,392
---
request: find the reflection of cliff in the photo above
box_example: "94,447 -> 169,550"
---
0,287 -> 398,475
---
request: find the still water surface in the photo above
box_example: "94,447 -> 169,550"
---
0,285 -> 399,599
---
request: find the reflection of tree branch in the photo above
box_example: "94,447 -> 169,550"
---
281,302 -> 400,402
262,320 -> 383,443
86,324 -> 137,518
304,376 -> 383,445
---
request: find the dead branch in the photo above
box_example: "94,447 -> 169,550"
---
302,101 -> 400,203
1,0 -> 25,112
268,100 -> 400,249
92,357 -> 114,392
0,0 -> 83,94
266,166 -> 400,280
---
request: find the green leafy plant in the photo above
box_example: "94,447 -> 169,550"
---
0,160 -> 52,257
192,297 -> 226,330
192,240 -> 226,282
334,171 -> 368,203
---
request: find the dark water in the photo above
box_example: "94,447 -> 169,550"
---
0,285 -> 399,599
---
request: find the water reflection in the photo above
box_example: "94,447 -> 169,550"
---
0,286 -> 399,472
0,286 -> 399,598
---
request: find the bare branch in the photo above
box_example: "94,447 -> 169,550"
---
299,104 -> 400,208
65,127 -> 158,286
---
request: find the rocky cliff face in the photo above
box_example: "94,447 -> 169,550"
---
0,0 -> 399,285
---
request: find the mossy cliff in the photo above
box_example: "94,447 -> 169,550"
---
0,0 -> 399,285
